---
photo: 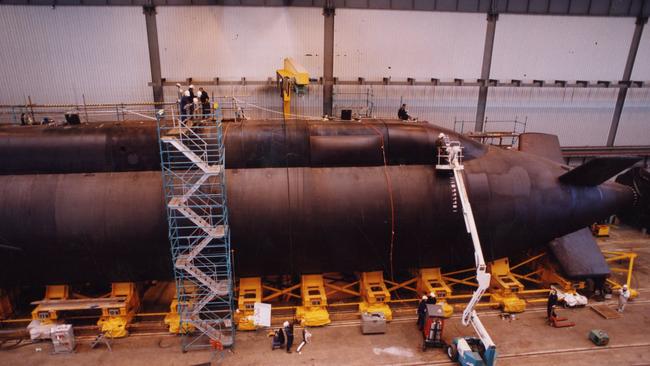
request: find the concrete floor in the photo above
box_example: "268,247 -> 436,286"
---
1,225 -> 649,366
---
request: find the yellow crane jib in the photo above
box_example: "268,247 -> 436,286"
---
276,57 -> 310,119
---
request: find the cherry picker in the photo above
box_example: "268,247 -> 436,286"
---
436,134 -> 497,366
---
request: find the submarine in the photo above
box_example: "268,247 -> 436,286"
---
0,120 -> 640,286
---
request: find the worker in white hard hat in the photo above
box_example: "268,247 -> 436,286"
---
617,285 -> 630,313
435,133 -> 451,163
426,291 -> 437,305
283,320 -> 294,353
198,87 -> 210,117
417,294 -> 428,330
179,90 -> 192,122
188,84 -> 195,98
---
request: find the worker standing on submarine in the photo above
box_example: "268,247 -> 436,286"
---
198,87 -> 210,117
179,90 -> 192,122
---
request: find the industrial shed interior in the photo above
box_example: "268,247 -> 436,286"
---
0,1 -> 650,365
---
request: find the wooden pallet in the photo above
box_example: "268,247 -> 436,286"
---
590,304 -> 621,319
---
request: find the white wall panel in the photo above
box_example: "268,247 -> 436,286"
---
333,10 -> 486,81
0,6 -> 152,105
157,7 -> 323,81
485,87 -> 618,146
615,88 -> 650,146
491,15 -> 634,81
631,24 -> 650,81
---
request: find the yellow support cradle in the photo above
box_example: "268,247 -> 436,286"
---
31,285 -> 69,324
416,268 -> 454,317
96,282 -> 140,338
359,271 -> 392,321
164,298 -> 195,334
488,258 -> 526,313
295,274 -> 331,326
31,283 -> 139,338
236,277 -> 262,331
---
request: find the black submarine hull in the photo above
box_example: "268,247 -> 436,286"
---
0,120 -> 487,173
0,149 -> 632,286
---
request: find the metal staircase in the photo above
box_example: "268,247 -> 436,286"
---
156,106 -> 234,351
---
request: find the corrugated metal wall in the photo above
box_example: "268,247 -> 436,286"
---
156,7 -> 323,81
616,88 -> 650,146
333,85 -> 478,130
485,87 -> 618,146
0,6 -> 152,105
333,10 -> 486,80
491,15 -> 634,81
0,7 -> 647,148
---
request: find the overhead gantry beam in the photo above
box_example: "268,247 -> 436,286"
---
3,0 -> 649,17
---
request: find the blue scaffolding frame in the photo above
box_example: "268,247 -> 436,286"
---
156,103 -> 234,351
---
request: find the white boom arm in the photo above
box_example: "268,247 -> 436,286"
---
451,157 -> 496,349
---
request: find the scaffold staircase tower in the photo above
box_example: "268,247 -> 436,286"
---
156,106 -> 234,351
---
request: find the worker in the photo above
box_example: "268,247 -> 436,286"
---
617,285 -> 630,313
175,83 -> 184,99
176,83 -> 195,98
398,104 -> 411,121
417,295 -> 428,330
179,91 -> 192,122
192,97 -> 200,119
283,320 -> 294,353
198,87 -> 210,117
435,133 -> 447,160
426,292 -> 437,305
296,327 -> 312,354
547,289 -> 558,320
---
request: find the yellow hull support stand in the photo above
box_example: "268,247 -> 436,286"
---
165,297 -> 195,334
97,282 -> 140,338
296,274 -> 330,327
31,285 -> 69,325
416,268 -> 454,317
488,258 -> 526,313
359,271 -> 392,321
236,277 -> 262,331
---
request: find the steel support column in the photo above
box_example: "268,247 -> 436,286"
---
144,6 -> 164,106
323,4 -> 335,117
607,16 -> 647,147
475,12 -> 498,132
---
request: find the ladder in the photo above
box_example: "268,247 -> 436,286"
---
157,106 -> 234,351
